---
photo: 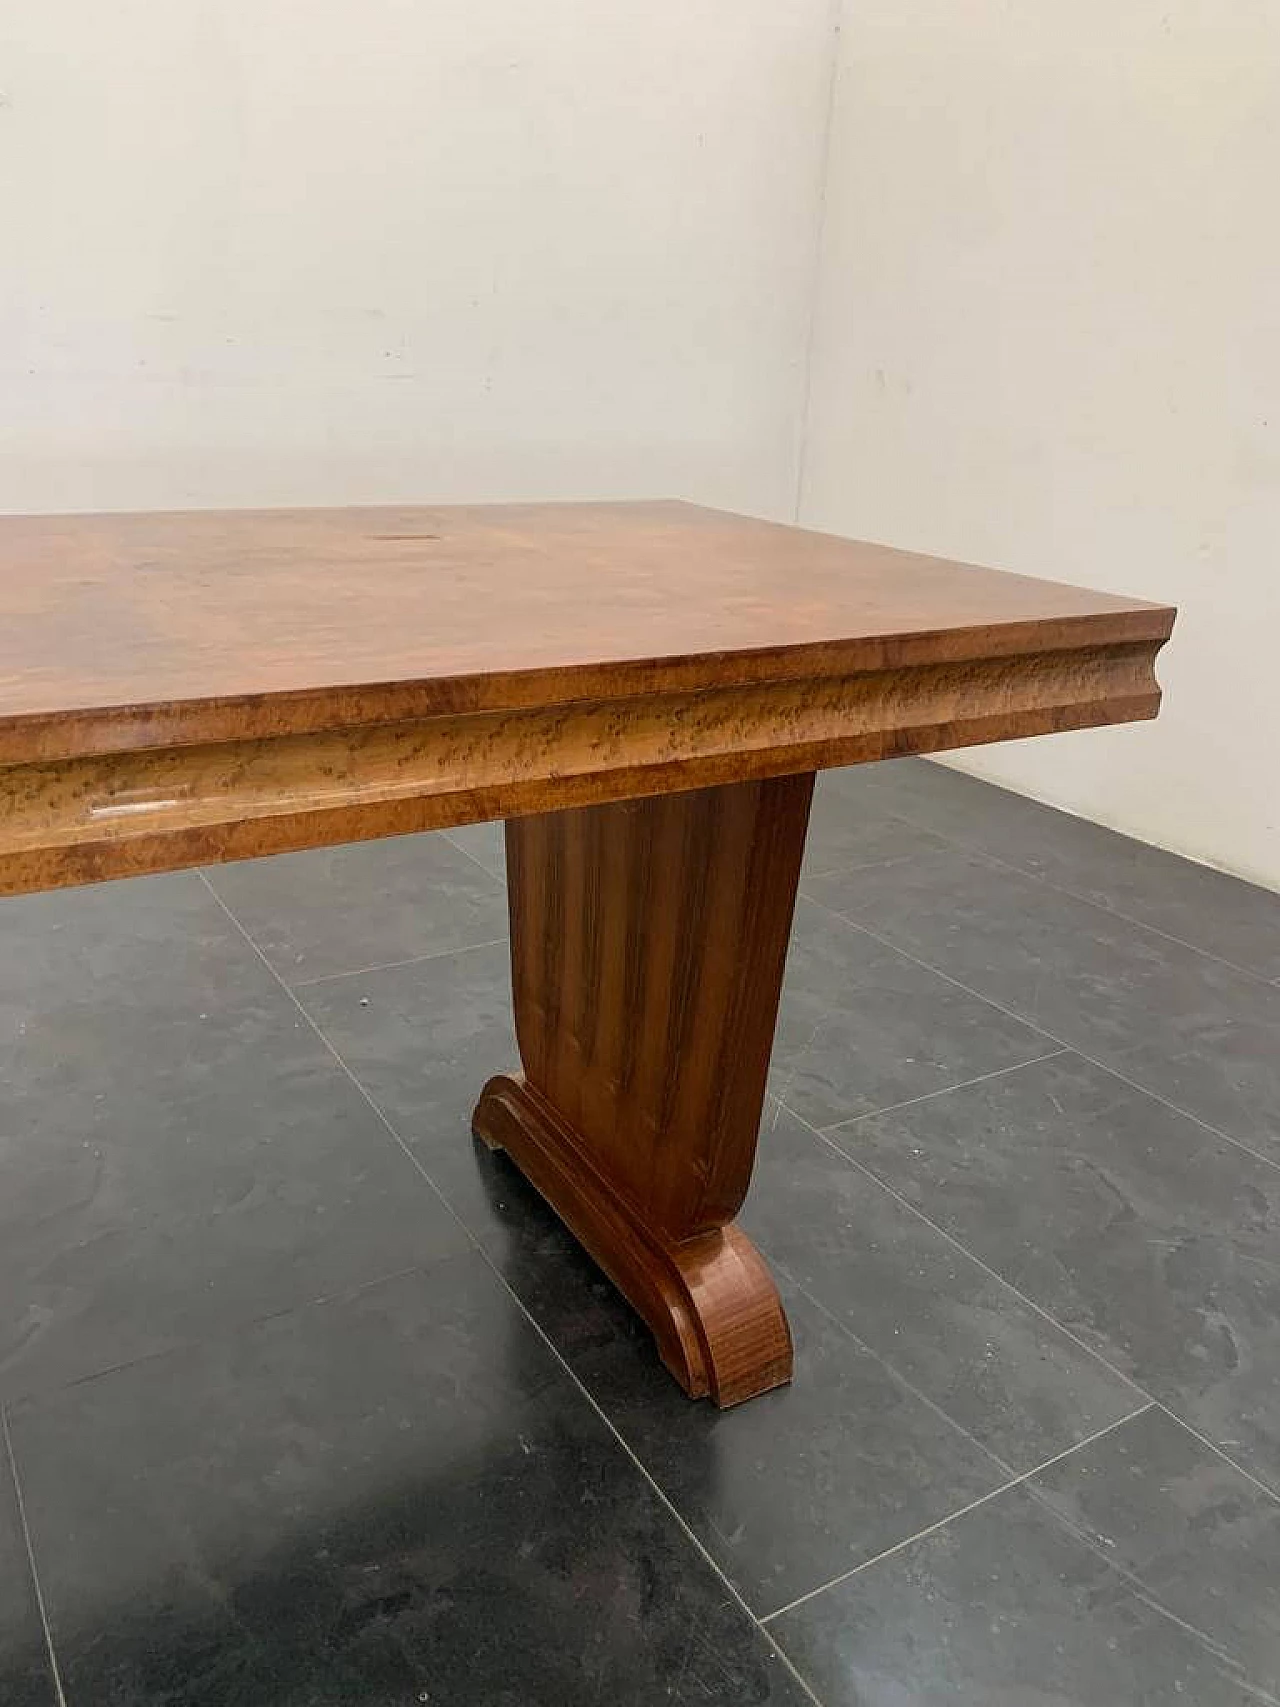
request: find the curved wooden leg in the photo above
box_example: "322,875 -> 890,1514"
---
472,774 -> 813,1407
474,1073 -> 792,1406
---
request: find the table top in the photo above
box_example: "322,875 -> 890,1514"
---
0,500 -> 1173,764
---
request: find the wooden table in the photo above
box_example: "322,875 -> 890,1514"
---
0,501 -> 1175,1406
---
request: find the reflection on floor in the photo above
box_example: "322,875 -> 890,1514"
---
3,758 -> 1279,1705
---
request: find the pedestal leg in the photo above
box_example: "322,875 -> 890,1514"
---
472,773 -> 814,1407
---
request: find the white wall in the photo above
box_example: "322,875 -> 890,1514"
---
801,1 -> 1280,890
0,0 -> 835,517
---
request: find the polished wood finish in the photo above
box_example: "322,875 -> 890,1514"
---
0,501 -> 1173,895
0,500 -> 1176,1405
474,774 -> 813,1405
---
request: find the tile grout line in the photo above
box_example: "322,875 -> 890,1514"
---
34,1260 -> 446,1402
202,841 -> 1280,1672
2,1407 -> 69,1707
819,1048 -> 1069,1133
800,851 -> 931,884
1142,1401 -> 1280,1511
784,1098 -> 1280,1511
290,936 -> 509,989
772,1392 -> 1280,1707
206,856 -> 1280,1602
209,862 -> 1280,1528
77,807 -> 1271,1696
470,1260 -> 826,1707
970,846 -> 1279,990
440,827 -> 506,887
774,1259 -> 1019,1484
790,1099 -> 1146,1400
250,882 -> 1170,1705
1118,1600 -> 1279,1707
197,876 -> 495,1205
799,885 -> 1280,1184
196,873 -> 828,1706
760,1400 -> 1154,1625
1011,1479 -> 1280,1707
826,777 -> 1278,988
198,802 -> 1280,1687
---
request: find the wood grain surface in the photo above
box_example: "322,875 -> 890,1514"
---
0,500 -> 1174,895
474,774 -> 813,1406
1,499 -> 1176,1407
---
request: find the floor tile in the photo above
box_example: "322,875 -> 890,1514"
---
1,970 -> 469,1399
771,1469 -> 1266,1706
825,755 -> 1096,851
279,1119 -> 1011,1621
742,1104 -> 1140,1471
443,820 -> 507,882
996,809 -> 1280,985
851,1051 -> 1280,1492
11,748 -> 1279,1705
304,892 -> 1043,1182
204,832 -> 509,985
553,1280 -> 1006,1616
8,1258 -> 809,1707
805,845 -> 1280,1158
0,869 -> 276,1013
826,758 -> 1280,981
0,1449 -> 54,1707
1028,1405 -> 1280,1694
300,921 -> 1098,1617
801,780 -> 946,880
298,951 -> 657,1370
297,941 -> 518,1235
772,897 -> 1051,1129
301,945 -> 1116,1543
816,757 -> 914,814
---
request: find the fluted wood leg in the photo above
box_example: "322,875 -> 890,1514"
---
472,773 -> 813,1407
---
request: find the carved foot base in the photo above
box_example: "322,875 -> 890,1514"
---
473,1072 -> 793,1407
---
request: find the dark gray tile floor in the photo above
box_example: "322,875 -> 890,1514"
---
2,757 -> 1278,1704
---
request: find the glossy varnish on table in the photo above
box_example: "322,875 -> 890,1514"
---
0,500 -> 1176,1404
0,501 -> 1172,890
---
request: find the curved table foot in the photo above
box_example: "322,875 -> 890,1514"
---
474,1072 -> 792,1407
